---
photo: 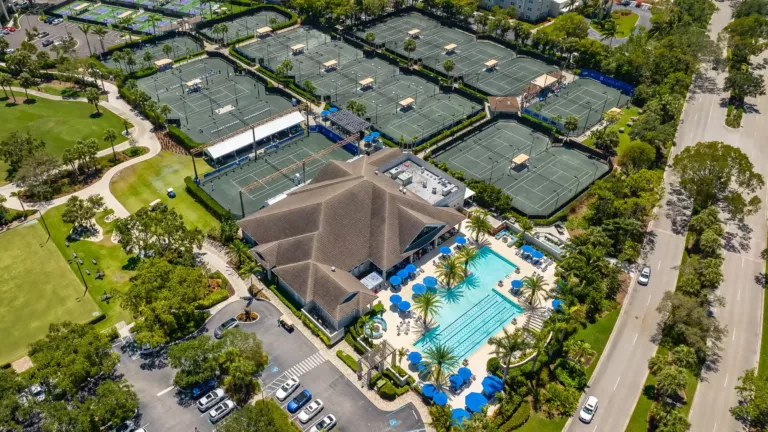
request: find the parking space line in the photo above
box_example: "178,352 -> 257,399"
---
156,386 -> 175,396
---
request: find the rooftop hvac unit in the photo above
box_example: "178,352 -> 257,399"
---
442,187 -> 453,196
398,172 -> 413,186
422,181 -> 427,188
432,187 -> 437,195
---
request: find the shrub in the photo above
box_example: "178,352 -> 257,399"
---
193,289 -> 229,310
553,358 -> 587,390
209,270 -> 230,292
371,303 -> 385,316
264,282 -> 332,346
229,46 -> 255,66
184,176 -> 229,220
336,350 -> 358,372
519,113 -> 563,136
345,333 -> 367,355
126,65 -> 159,80
369,372 -> 383,387
104,326 -> 120,342
414,111 -> 485,153
168,126 -> 205,150
86,313 -> 106,325
378,382 -> 397,401
487,356 -> 502,377
499,401 -> 531,431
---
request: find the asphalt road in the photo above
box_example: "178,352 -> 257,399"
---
564,4 -> 740,431
116,299 -> 425,432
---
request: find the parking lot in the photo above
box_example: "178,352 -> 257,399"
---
116,298 -> 426,432
4,14 -> 124,57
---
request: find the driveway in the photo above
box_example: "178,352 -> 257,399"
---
117,299 -> 426,432
6,13 -> 124,58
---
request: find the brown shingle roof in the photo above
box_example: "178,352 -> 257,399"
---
489,96 -> 521,113
240,149 -> 464,320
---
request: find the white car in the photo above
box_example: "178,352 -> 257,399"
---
638,265 -> 651,286
197,388 -> 226,412
310,414 -> 336,432
52,18 -> 63,25
208,399 -> 235,423
275,377 -> 299,401
298,399 -> 324,423
579,396 -> 599,423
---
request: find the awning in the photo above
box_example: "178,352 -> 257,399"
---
408,28 -> 421,37
256,26 -> 272,35
185,78 -> 201,87
291,43 -> 305,52
359,77 -> 374,87
512,154 -> 529,165
154,58 -> 173,67
204,111 -> 304,160
531,73 -> 560,89
484,59 -> 498,68
360,271 -> 383,290
399,97 -> 415,108
323,59 -> 338,69
444,43 -> 457,52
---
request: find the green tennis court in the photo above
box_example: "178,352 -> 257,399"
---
433,119 -> 610,217
199,10 -> 287,42
135,56 -> 294,143
199,132 -> 355,217
101,35 -> 202,69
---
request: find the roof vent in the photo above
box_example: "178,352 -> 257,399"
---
402,188 -> 407,194
374,170 -> 379,175
331,266 -> 336,272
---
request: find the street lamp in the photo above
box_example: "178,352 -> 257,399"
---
68,255 -> 89,301
488,156 -> 497,183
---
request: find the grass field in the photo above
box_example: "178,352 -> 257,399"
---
591,11 -> 639,38
0,97 -> 129,185
583,105 -> 640,156
760,249 -> 767,376
0,221 -> 100,364
110,151 -> 217,233
515,412 -> 567,432
576,305 -> 621,379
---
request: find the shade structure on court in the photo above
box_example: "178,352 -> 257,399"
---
521,245 -> 534,254
451,408 -> 471,426
405,263 -> 417,273
481,376 -> 504,396
458,367 -> 472,381
422,383 -> 437,398
408,351 -> 422,364
456,236 -> 466,245
511,279 -> 523,289
412,283 -> 427,295
552,299 -> 564,311
389,276 -> 402,286
440,246 -> 452,255
424,276 -> 438,287
433,392 -> 448,406
397,269 -> 409,280
449,374 -> 465,388
389,294 -> 402,304
465,392 -> 488,412
203,111 -> 304,160
399,301 -> 411,311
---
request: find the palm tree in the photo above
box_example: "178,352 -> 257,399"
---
455,246 -> 477,277
553,304 -> 583,343
397,347 -> 406,364
0,72 -> 12,101
119,17 -> 135,43
143,50 -> 153,68
517,217 -> 535,238
563,339 -> 595,365
78,24 -> 93,56
86,88 -> 101,114
600,19 -> 618,46
489,328 -> 528,384
18,73 -> 36,100
403,38 -> 417,65
92,26 -> 108,55
466,209 -> 492,242
423,343 -> 459,387
162,43 -> 174,60
413,291 -> 442,324
158,104 -> 172,124
442,59 -> 455,84
229,239 -> 250,269
564,116 -> 579,140
9,191 -> 25,213
520,274 -> 548,307
364,32 -> 376,46
435,255 -> 464,289
147,14 -> 161,36
103,128 -> 118,161
122,118 -> 132,136
524,327 -> 550,388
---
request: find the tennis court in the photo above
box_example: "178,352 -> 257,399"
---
101,35 -> 202,68
199,10 -> 287,42
527,78 -> 626,134
55,2 -> 177,33
136,57 -> 294,143
200,132 -> 355,217
357,12 -> 556,96
433,119 -> 609,217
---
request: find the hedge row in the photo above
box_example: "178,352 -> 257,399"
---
168,126 -> 206,151
336,350 -> 358,371
106,35 -> 153,52
345,333 -> 367,355
184,176 -> 229,221
265,281 -> 332,346
197,3 -> 297,44
519,113 -> 563,137
86,313 -> 107,325
256,66 -> 318,103
499,402 -> 531,431
229,46 -> 255,66
414,111 -> 486,153
193,289 -> 230,310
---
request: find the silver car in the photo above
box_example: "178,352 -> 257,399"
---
638,265 -> 651,285
208,400 -> 235,423
275,377 -> 299,401
298,399 -> 324,423
197,388 -> 225,412
310,414 -> 337,432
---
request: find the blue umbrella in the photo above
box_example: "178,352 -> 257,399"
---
456,236 -> 467,245
458,367 -> 472,381
465,392 -> 488,413
449,374 -> 465,388
363,135 -> 373,142
397,269 -> 409,280
481,376 -> 504,396
552,299 -> 564,311
521,245 -> 533,254
389,294 -> 402,304
418,363 -> 429,373
371,131 -> 380,138
433,391 -> 448,406
422,383 -> 437,398
329,107 -> 338,113
389,276 -> 402,286
424,276 -> 438,288
451,408 -> 471,426
511,279 -> 523,289
399,301 -> 411,311
408,351 -> 422,363
532,250 -> 544,260
440,246 -> 452,255
412,283 -> 427,295
405,263 -> 417,273
321,110 -> 330,116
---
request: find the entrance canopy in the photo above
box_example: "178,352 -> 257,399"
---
408,29 -> 421,38
291,44 -> 305,53
204,111 -> 304,160
359,77 -> 374,88
531,73 -> 561,89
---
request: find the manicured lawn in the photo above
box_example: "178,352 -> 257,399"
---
575,305 -> 621,379
626,367 -> 657,432
591,11 -> 639,38
583,105 -> 640,157
760,254 -> 768,377
0,96 -> 130,184
0,221 -> 100,364
515,411 -> 566,432
44,205 -> 135,332
110,151 -> 217,233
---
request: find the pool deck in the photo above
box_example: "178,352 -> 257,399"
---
373,226 -> 557,410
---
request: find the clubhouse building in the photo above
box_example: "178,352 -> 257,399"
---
238,149 -> 467,342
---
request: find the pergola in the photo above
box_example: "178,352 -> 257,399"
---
256,26 -> 272,37
359,77 -> 374,90
323,59 -> 338,71
399,97 -> 415,110
444,43 -> 457,53
408,28 -> 421,38
291,43 -> 305,54
484,59 -> 498,70
512,153 -> 530,167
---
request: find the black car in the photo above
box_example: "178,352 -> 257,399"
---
41,39 -> 53,47
44,17 -> 54,24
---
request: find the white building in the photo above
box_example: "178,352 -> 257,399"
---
480,0 -> 572,21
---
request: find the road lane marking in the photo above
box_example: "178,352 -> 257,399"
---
413,409 -> 418,419
724,373 -> 729,388
156,386 -> 174,396
742,257 -> 745,268
713,423 -> 717,432
632,333 -> 638,346
614,376 -> 621,390
647,294 -> 652,306
738,288 -> 741,300
657,260 -> 661,269
733,328 -> 737,341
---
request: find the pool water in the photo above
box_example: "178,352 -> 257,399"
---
414,247 -> 524,360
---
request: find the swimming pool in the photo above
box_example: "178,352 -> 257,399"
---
414,247 -> 524,360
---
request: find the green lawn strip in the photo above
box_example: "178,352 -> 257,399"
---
760,248 -> 768,377
110,151 -> 217,233
590,12 -> 639,38
44,205 -> 134,332
514,410 -> 566,432
0,221 -> 100,364
626,364 -> 658,432
575,305 -> 621,379
0,96 -> 130,185
583,105 -> 640,156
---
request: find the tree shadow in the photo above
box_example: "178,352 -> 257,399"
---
440,285 -> 466,304
688,72 -> 719,97
754,272 -> 766,288
122,256 -> 141,271
743,100 -> 761,115
89,112 -> 104,119
22,98 -> 37,105
642,383 -> 657,400
664,184 -> 692,235
641,230 -> 659,259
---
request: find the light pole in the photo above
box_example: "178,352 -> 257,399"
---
582,102 -> 593,135
488,157 -> 496,183
68,256 -> 89,300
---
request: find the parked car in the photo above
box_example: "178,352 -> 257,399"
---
52,18 -> 64,25
275,377 -> 300,401
38,31 -> 49,38
310,415 -> 337,432
287,389 -> 312,413
197,388 -> 226,412
5,48 -> 14,54
4,26 -> 16,32
208,400 -> 235,423
214,317 -> 238,339
2,30 -> 9,35
44,16 -> 55,24
554,222 -> 566,235
579,396 -> 599,423
298,399 -> 324,423
638,265 -> 651,286
183,378 -> 216,400
27,384 -> 45,402
42,39 -> 53,47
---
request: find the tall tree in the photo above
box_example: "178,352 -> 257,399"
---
435,255 -> 464,289
403,38 -> 417,64
77,23 -> 92,56
466,209 -> 492,242
455,245 -> 477,276
413,290 -> 442,324
520,274 -> 549,307
489,328 -> 528,384
86,87 -> 101,114
730,368 -> 768,431
423,343 -> 459,386
115,205 -> 203,264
